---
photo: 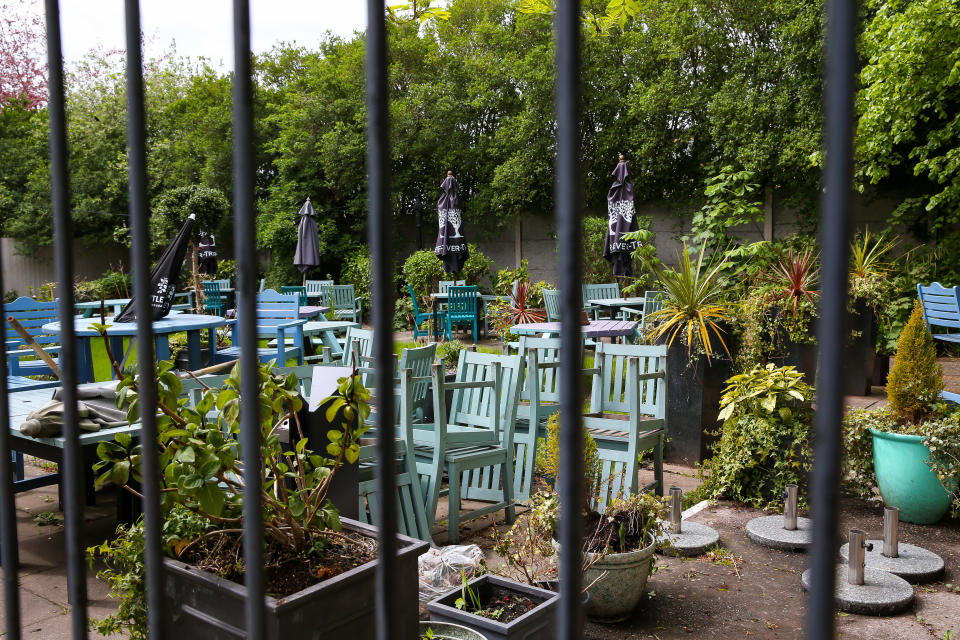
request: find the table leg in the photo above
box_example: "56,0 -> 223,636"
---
186,331 -> 202,369
318,329 -> 343,358
76,337 -> 94,383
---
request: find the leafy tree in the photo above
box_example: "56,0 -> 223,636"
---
856,0 -> 960,242
0,0 -> 46,108
688,166 -> 764,252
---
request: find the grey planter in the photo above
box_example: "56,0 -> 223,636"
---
162,518 -> 429,640
843,302 -> 874,396
664,344 -> 731,464
428,574 -> 559,640
419,621 -> 488,640
555,533 -> 656,623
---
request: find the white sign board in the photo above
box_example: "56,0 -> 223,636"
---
308,366 -> 353,412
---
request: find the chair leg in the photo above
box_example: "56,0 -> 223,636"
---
447,461 -> 460,544
502,458 -> 516,524
654,434 -> 664,497
471,318 -> 477,344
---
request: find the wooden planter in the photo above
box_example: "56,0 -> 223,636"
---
161,518 -> 429,640
428,574 -> 559,640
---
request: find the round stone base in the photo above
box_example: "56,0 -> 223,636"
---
746,515 -> 812,551
801,566 -> 914,615
659,521 -> 721,557
839,541 -> 944,583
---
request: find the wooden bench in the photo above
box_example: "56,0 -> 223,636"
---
918,282 -> 960,343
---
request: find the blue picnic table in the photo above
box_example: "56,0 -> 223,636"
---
43,314 -> 227,383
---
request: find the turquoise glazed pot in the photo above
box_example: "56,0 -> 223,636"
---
870,429 -> 953,524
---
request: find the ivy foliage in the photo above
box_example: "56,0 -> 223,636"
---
700,364 -> 814,510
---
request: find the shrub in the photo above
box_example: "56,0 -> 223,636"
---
539,412 -> 601,508
152,185 -> 229,253
394,296 -> 413,331
887,300 -> 943,424
401,244 -> 493,300
216,258 -> 238,283
436,340 -> 467,371
492,259 -> 530,295
339,247 -> 372,309
841,408 -> 897,499
700,364 -> 814,510
3,290 -> 17,303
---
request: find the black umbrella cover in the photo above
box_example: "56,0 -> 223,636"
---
197,231 -> 218,276
434,174 -> 469,274
115,214 -> 195,322
603,159 -> 640,276
294,198 -> 321,274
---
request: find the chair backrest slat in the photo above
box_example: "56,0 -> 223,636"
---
592,342 -> 667,417
542,289 -> 561,321
448,350 -> 523,448
280,286 -> 308,307
4,297 -> 59,344
583,282 -> 621,303
305,279 -> 334,295
448,285 -> 477,316
918,283 -> 960,329
641,290 -> 665,327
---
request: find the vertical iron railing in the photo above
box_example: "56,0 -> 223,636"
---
0,0 -> 859,638
365,1 -> 400,639
555,0 -> 585,638
43,1 -> 88,637
123,1 -> 165,637
231,1 -> 267,638
806,0 -> 857,637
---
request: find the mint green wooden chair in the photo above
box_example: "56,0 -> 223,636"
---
444,285 -> 478,343
305,279 -> 334,298
542,289 -> 562,322
586,342 -> 667,508
583,282 -> 621,319
321,284 -> 363,324
413,351 -> 523,543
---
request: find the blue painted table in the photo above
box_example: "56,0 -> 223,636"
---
74,299 -> 131,318
43,314 -> 227,382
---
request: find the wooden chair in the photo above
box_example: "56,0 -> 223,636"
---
211,289 -> 306,365
444,285 -> 479,343
437,280 -> 465,313
622,290 -> 666,340
322,284 -> 363,324
917,283 -> 960,343
408,284 -> 445,340
583,282 -> 621,319
201,281 -> 225,316
358,342 -> 436,424
4,297 -> 60,377
357,368 -> 433,542
280,285 -> 309,307
542,289 -> 562,322
305,279 -> 334,299
586,342 -> 667,508
413,351 -> 523,543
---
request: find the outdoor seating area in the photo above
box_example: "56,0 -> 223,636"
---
3,0 -> 960,639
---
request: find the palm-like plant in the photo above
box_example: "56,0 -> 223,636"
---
850,229 -> 897,280
495,281 -> 545,330
767,247 -> 820,318
647,244 -> 732,361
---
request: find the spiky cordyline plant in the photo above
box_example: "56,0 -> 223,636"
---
647,244 -> 732,361
495,281 -> 545,330
768,247 -> 820,318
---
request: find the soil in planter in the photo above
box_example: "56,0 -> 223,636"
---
583,509 -> 645,554
178,530 -> 377,598
461,585 -> 539,624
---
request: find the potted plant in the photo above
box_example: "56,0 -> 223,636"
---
90,360 -> 429,639
419,621 -> 488,640
847,230 -> 897,395
844,301 -> 959,524
697,363 -> 815,509
537,417 -> 668,623
764,246 -> 820,382
642,243 -> 734,464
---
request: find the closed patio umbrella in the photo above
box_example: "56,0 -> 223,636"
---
115,213 -> 195,322
293,197 -> 320,282
197,230 -> 218,275
435,171 -> 469,274
603,154 -> 640,277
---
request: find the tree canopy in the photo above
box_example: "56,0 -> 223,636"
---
0,0 -> 956,278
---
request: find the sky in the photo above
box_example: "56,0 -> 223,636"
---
56,1 -> 368,67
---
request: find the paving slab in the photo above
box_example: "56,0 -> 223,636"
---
839,540 -> 945,582
801,565 -> 914,615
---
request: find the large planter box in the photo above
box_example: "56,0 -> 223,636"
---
843,303 -> 874,396
665,344 -> 731,464
162,518 -> 429,640
870,429 -> 954,525
428,574 -> 559,640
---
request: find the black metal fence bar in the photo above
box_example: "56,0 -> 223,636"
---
806,0 -> 858,637
231,1 -> 266,638
43,1 -> 88,636
123,1 -> 165,637
365,1 -> 400,638
0,192 -> 22,640
555,0 -> 585,637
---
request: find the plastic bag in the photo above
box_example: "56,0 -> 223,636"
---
417,544 -> 485,602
